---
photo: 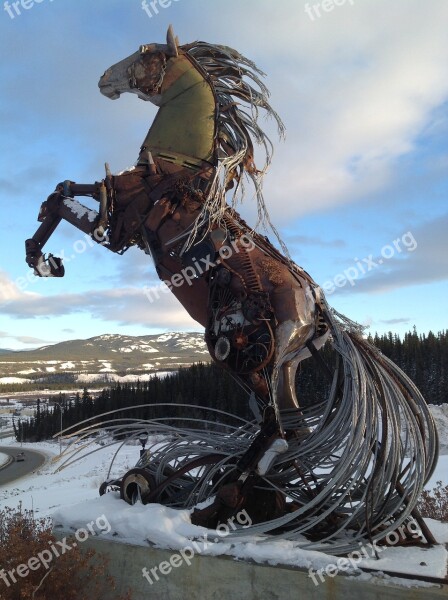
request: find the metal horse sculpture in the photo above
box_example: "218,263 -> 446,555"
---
26,27 -> 438,551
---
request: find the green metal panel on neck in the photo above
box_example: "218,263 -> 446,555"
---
141,54 -> 216,167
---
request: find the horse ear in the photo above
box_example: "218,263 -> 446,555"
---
166,24 -> 179,57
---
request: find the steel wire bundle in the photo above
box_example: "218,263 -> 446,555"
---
55,306 -> 438,554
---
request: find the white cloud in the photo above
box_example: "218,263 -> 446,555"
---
0,271 -> 198,330
256,0 -> 448,219
4,1 -> 447,223
180,1 -> 447,222
330,213 -> 448,295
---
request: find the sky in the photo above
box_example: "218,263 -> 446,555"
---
0,0 -> 447,350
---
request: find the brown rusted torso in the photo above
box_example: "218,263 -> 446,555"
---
108,163 -> 320,402
111,164 -> 314,328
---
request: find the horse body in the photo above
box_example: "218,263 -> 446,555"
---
96,28 -> 329,418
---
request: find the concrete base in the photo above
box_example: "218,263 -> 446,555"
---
57,534 -> 447,600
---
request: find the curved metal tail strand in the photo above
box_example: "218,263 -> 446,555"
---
54,311 -> 438,554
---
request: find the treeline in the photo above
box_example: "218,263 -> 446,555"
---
0,373 -> 99,394
14,329 -> 447,442
14,363 -> 249,442
296,328 -> 447,410
368,328 -> 447,406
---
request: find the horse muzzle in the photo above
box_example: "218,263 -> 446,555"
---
98,78 -> 121,100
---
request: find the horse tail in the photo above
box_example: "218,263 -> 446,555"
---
315,295 -> 439,530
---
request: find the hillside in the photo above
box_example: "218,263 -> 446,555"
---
0,333 -> 210,386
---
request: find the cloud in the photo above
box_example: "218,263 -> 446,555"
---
206,0 -> 448,223
2,0 -> 448,223
0,271 -> 198,330
287,235 -> 346,248
0,331 -> 53,345
15,336 -> 53,345
0,270 -> 39,303
328,213 -> 448,295
380,318 -> 411,325
1,214 -> 446,325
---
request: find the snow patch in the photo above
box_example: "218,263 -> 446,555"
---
62,198 -> 98,223
429,404 -> 448,453
0,452 -> 10,468
75,371 -> 172,384
60,362 -> 75,369
156,333 -> 175,343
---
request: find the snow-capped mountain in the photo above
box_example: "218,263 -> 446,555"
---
0,333 -> 210,386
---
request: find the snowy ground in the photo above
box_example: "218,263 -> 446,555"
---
0,452 -> 10,468
75,370 -> 173,384
430,404 -> 448,454
0,430 -> 447,587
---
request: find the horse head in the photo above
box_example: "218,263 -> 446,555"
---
98,25 -> 179,103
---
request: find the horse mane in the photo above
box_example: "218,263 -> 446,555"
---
182,41 -> 288,252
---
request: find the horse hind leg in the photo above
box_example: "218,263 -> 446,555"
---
277,356 -> 302,411
270,319 -> 314,421
276,357 -> 313,438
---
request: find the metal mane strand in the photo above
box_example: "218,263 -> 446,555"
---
183,42 -> 288,253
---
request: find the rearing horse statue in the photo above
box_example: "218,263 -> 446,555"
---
26,26 -> 438,544
26,26 -> 329,426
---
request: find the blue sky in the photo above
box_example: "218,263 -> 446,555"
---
0,0 -> 447,350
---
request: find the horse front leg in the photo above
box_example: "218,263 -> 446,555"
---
25,180 -> 111,277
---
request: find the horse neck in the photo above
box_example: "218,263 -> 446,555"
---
141,54 -> 216,166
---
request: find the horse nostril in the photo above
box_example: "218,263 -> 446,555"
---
99,69 -> 112,84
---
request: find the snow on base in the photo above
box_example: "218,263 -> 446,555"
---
0,436 -> 446,583
50,492 -> 448,582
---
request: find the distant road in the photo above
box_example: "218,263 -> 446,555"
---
0,447 -> 46,486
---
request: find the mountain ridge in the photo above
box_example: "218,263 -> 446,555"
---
0,332 -> 210,385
